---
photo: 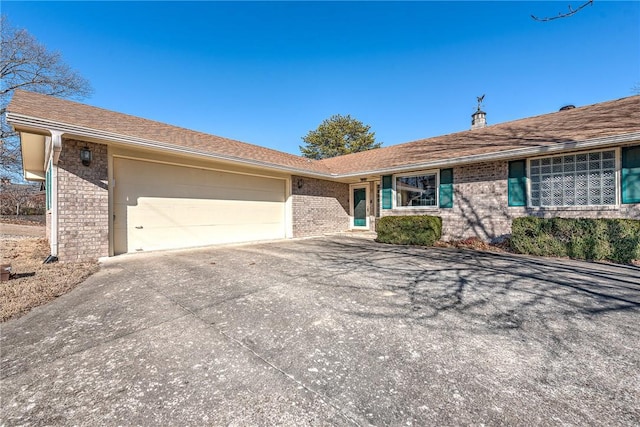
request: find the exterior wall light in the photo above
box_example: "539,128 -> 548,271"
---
80,147 -> 92,166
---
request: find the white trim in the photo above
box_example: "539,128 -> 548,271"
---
7,113 -> 336,179
373,180 -> 381,218
111,154 -> 288,181
349,183 -> 370,230
285,177 -> 293,239
8,111 -> 639,180
336,133 -> 640,178
108,146 -> 115,257
50,130 -> 63,165
392,169 -> 440,209
50,161 -> 58,256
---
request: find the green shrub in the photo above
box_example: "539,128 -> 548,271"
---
607,219 -> 640,264
375,215 -> 442,246
511,217 -> 640,264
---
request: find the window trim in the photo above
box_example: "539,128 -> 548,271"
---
392,169 -> 440,209
526,148 -> 620,209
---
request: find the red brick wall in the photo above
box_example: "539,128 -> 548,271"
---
56,139 -> 109,261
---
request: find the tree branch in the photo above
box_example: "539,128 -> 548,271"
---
531,0 -> 593,22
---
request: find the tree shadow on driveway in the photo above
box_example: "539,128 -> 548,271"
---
257,236 -> 640,351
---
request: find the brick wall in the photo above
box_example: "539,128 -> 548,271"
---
382,161 -> 513,241
56,139 -> 109,261
520,204 -> 640,220
291,176 -> 350,237
381,159 -> 639,242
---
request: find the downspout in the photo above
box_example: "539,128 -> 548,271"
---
48,131 -> 63,258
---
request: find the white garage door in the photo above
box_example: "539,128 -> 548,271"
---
113,158 -> 286,254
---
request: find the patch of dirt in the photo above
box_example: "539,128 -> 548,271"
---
1,223 -> 45,238
0,238 -> 99,322
0,216 -> 45,226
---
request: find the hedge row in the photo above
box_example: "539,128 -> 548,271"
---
511,217 -> 640,264
375,215 -> 442,246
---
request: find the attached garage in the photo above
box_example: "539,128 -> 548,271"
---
113,157 -> 287,254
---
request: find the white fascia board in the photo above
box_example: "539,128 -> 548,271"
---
8,112 -> 639,180
337,132 -> 640,178
6,113 -> 336,179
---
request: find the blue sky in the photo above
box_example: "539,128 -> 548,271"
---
4,1 -> 639,155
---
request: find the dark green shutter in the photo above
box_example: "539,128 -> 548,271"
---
439,168 -> 454,208
381,175 -> 392,209
46,160 -> 52,210
622,145 -> 640,204
508,160 -> 527,207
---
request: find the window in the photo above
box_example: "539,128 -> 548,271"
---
529,150 -> 616,207
395,172 -> 437,207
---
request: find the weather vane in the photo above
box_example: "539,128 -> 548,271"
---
476,94 -> 485,111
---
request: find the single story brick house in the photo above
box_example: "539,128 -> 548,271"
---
7,90 -> 640,261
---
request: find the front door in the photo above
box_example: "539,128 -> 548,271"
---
351,184 -> 369,229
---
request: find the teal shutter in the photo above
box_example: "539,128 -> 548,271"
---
622,145 -> 640,204
46,160 -> 52,210
439,168 -> 454,208
381,175 -> 392,209
508,160 -> 527,207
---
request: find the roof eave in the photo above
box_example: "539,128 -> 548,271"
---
7,112 -> 639,181
335,131 -> 640,178
6,112 -> 337,179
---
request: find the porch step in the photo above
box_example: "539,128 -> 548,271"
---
333,230 -> 378,239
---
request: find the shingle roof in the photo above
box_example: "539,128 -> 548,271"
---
7,90 -> 331,174
8,90 -> 640,177
318,95 -> 640,174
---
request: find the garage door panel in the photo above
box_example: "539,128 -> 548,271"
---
126,199 -> 284,227
114,178 -> 284,204
130,222 -> 284,252
113,158 -> 286,254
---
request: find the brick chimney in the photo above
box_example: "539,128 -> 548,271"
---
471,108 -> 486,129
471,95 -> 487,129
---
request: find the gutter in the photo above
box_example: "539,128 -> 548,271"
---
334,131 -> 640,178
7,112 -> 640,180
6,112 -> 338,179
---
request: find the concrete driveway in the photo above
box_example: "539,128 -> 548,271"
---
1,235 -> 639,426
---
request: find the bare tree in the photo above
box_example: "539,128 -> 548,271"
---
1,15 -> 92,178
531,0 -> 593,22
0,177 -> 43,215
